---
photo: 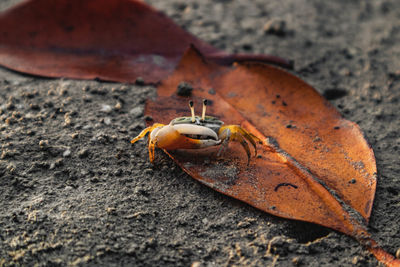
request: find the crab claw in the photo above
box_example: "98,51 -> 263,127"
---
155,124 -> 221,150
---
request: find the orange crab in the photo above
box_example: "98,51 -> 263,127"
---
131,99 -> 260,164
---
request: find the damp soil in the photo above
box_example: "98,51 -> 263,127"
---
1,1 -> 400,266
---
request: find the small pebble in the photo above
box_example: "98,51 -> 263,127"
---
64,113 -> 71,126
114,102 -> 122,110
5,117 -> 16,125
114,169 -> 123,176
21,90 -> 38,99
191,262 -> 201,267
135,77 -> 145,85
106,207 -> 116,214
6,163 -> 16,173
1,150 -> 10,159
100,104 -> 112,113
292,257 -> 301,265
30,104 -> 40,110
59,88 -> 68,96
126,243 -> 139,254
176,82 -> 193,96
55,158 -> 64,167
71,132 -> 79,139
352,256 -> 363,265
6,96 -> 15,110
396,248 -> 400,259
78,148 -> 89,158
39,140 -> 49,149
63,149 -> 71,157
129,106 -> 143,118
104,117 -> 111,125
49,162 -> 56,170
112,86 -> 128,94
6,102 -> 15,110
11,111 -> 21,119
82,95 -> 92,102
263,19 -> 287,36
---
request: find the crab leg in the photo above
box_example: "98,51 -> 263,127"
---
235,133 -> 252,164
148,139 -> 156,163
217,127 -> 231,157
236,127 -> 259,156
130,123 -> 165,144
218,125 -> 257,165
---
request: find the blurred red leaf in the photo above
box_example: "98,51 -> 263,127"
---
0,0 -> 292,83
145,47 -> 400,266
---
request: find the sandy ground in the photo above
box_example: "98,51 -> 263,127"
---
1,0 -> 399,266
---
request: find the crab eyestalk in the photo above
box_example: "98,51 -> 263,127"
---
189,100 -> 195,123
201,99 -> 207,121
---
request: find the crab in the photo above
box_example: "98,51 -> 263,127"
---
131,99 -> 260,164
